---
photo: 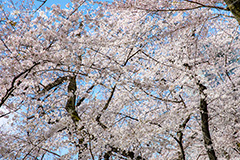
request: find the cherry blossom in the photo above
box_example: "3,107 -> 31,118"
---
0,0 -> 239,159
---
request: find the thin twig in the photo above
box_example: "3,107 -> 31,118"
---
33,0 -> 47,14
139,87 -> 182,103
184,0 -> 228,11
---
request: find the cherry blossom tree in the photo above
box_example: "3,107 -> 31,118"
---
0,0 -> 240,159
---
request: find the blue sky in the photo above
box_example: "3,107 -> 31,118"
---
35,0 -> 71,8
34,0 -> 114,9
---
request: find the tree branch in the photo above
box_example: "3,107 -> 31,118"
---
224,0 -> 240,24
139,87 -> 182,103
65,76 -> 81,123
197,81 -> 217,160
96,85 -> 116,129
184,0 -> 228,11
171,114 -> 191,160
38,76 -> 69,95
76,84 -> 95,107
104,145 -> 145,160
0,62 -> 41,108
33,0 -> 47,14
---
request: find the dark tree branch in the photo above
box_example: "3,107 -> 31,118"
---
105,145 -> 145,160
13,135 -> 61,158
123,48 -> 141,66
65,76 -> 81,123
197,81 -> 217,160
33,0 -> 47,14
135,2 -> 227,13
76,84 -> 95,107
96,85 -> 116,129
171,114 -> 191,160
66,0 -> 87,20
225,70 -> 236,89
0,62 -> 41,108
38,76 -> 69,95
113,112 -> 162,128
179,95 -> 187,108
224,0 -> 240,24
184,0 -> 228,11
182,62 -> 216,159
139,87 -> 182,103
0,38 -> 12,53
0,107 -> 20,118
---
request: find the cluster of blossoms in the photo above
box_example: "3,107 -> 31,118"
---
0,0 -> 239,159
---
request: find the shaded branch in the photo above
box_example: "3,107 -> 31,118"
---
113,112 -> 162,128
179,95 -> 187,108
13,135 -> 61,158
197,81 -> 217,160
104,145 -> 145,160
65,76 -> 81,123
122,48 -> 141,66
171,114 -> 191,160
140,87 -> 182,103
33,0 -> 47,14
224,0 -> 240,24
183,62 -> 217,159
76,84 -> 95,107
0,107 -> 20,118
38,76 -> 69,95
66,0 -> 87,20
135,1 -> 227,13
184,0 -> 228,11
96,85 -> 116,129
225,69 -> 236,89
0,62 -> 41,108
0,38 -> 12,53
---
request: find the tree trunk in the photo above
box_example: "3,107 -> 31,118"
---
224,0 -> 240,24
198,82 -> 217,160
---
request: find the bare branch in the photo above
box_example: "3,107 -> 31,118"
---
184,0 -> 228,11
0,38 -> 12,53
33,0 -> 47,14
140,87 -> 182,103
